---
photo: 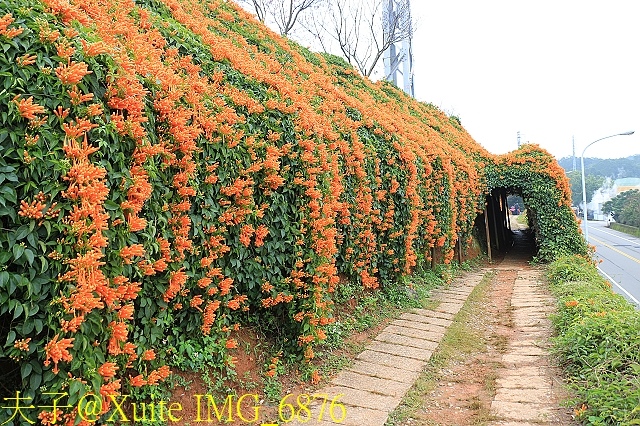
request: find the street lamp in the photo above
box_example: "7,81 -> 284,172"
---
581,131 -> 635,242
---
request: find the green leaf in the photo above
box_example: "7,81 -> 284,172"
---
5,329 -> 16,345
24,248 -> 34,265
12,244 -> 24,260
104,200 -> 120,210
20,363 -> 32,381
15,224 -> 30,240
29,373 -> 42,391
12,302 -> 23,319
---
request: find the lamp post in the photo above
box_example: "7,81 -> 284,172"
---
581,131 -> 635,242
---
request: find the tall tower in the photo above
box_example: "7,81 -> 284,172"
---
572,136 -> 577,171
383,0 -> 414,97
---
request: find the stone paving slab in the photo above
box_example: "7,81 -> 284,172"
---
288,269 -> 490,426
491,400 -> 556,422
367,341 -> 433,360
383,324 -> 444,342
508,345 -> 547,356
331,405 -> 389,426
496,369 -> 551,389
433,302 -> 464,315
404,309 -> 454,322
356,350 -> 425,372
392,316 -> 451,330
496,374 -> 552,389
489,268 -> 576,425
332,370 -> 411,397
502,353 -> 549,366
494,387 -> 553,404
374,331 -> 440,351
347,360 -> 420,383
317,386 -> 398,411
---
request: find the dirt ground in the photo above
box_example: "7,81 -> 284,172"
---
167,313 -> 393,425
397,269 -> 517,426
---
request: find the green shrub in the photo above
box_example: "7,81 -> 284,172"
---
548,255 -> 640,425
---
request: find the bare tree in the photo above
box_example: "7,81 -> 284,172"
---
236,0 -> 326,36
302,0 -> 414,78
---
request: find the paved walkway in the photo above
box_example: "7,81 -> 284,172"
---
290,270 -> 489,426
487,268 -> 574,425
291,228 -> 574,426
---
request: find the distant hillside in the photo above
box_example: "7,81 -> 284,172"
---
558,155 -> 640,178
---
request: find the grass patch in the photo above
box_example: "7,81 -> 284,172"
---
385,270 -> 496,426
610,222 -> 640,238
547,255 -> 640,425
515,210 -> 528,226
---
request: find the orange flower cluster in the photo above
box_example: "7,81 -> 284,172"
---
9,0 -> 581,413
43,334 -> 74,374
13,95 -> 46,120
55,61 -> 92,85
0,13 -> 23,38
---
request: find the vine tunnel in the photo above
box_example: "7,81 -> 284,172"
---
477,187 -> 537,262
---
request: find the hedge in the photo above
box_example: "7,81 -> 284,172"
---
0,0 -> 586,423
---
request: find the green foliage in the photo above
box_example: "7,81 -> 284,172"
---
0,0 -> 589,421
546,254 -> 600,285
610,223 -> 640,238
566,170 -> 606,206
548,255 -> 640,425
558,155 -> 640,180
604,190 -> 640,227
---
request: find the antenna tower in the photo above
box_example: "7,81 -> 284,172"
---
383,0 -> 414,97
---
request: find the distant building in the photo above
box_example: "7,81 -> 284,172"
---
613,177 -> 640,194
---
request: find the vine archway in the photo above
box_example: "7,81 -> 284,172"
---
483,145 -> 588,262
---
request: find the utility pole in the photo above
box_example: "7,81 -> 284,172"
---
517,131 -> 521,148
383,0 -> 414,97
572,136 -> 577,171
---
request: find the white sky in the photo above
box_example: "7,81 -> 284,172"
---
410,1 -> 640,160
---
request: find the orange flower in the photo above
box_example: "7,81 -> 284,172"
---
13,338 -> 31,351
311,370 -> 321,384
129,374 -> 146,387
16,54 -> 37,67
117,304 -> 135,320
142,349 -> 156,361
565,300 -> 579,308
81,40 -> 109,56
44,334 -> 74,374
254,225 -> 269,247
97,362 -> 118,380
164,269 -> 188,302
225,338 -> 238,349
239,224 -> 254,247
13,95 -> 46,120
119,244 -> 145,264
55,61 -> 92,84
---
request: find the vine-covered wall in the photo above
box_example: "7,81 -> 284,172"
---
0,0 -> 586,422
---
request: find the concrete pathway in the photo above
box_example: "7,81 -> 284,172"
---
289,227 -> 575,426
487,268 -> 574,425
289,270 -> 489,426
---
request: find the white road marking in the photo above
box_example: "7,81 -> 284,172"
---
597,266 -> 640,308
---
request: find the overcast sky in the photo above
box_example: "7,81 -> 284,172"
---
410,1 -> 640,160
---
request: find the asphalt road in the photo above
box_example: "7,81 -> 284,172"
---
585,220 -> 640,308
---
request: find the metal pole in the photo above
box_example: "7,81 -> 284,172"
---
484,206 -> 492,262
581,154 -> 588,242
580,131 -> 635,243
